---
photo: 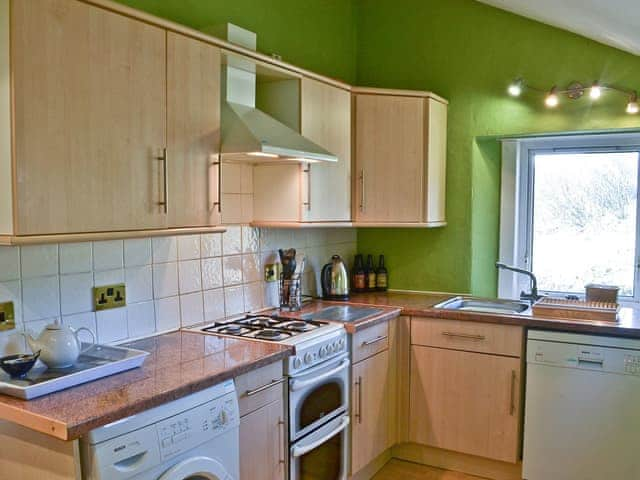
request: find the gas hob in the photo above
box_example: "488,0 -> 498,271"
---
191,313 -> 347,373
196,314 -> 342,344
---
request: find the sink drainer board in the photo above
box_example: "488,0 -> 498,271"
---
532,298 -> 620,323
0,344 -> 149,400
301,306 -> 384,323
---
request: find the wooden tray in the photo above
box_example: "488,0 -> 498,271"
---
532,298 -> 620,322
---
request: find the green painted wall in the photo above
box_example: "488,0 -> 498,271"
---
355,0 -> 640,296
115,0 -> 640,297
113,0 -> 357,84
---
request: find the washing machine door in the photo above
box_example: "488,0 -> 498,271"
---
157,456 -> 232,480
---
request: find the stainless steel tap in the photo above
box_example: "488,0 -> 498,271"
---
496,262 -> 541,304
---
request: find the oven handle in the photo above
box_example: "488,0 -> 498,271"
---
291,416 -> 350,458
290,358 -> 350,392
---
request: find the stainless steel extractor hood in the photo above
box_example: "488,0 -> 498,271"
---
217,24 -> 337,164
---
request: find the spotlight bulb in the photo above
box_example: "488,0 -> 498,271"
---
590,82 -> 602,100
627,93 -> 639,114
545,87 -> 559,108
508,79 -> 522,97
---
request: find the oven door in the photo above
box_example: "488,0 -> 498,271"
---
290,414 -> 350,480
288,353 -> 349,441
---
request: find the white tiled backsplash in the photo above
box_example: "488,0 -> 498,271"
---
0,226 -> 356,355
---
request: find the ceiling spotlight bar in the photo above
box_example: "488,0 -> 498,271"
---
507,78 -> 639,114
627,92 -> 639,115
545,86 -> 559,108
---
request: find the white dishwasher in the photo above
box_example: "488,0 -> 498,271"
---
523,330 -> 640,480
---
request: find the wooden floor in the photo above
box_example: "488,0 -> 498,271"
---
372,459 -> 488,480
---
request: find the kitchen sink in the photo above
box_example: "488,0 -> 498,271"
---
434,296 -> 530,315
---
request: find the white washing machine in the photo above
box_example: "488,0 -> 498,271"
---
81,379 -> 239,480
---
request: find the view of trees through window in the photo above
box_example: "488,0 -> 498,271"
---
531,151 -> 639,296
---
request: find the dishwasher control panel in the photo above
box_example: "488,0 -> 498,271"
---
529,338 -> 640,376
624,354 -> 640,375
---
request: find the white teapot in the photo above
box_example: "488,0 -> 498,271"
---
22,322 -> 95,368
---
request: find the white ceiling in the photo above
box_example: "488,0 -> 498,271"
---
477,0 -> 640,56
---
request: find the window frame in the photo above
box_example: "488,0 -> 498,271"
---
499,133 -> 640,304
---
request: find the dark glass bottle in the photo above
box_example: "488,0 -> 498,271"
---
353,254 -> 366,292
376,255 -> 388,291
366,255 -> 376,291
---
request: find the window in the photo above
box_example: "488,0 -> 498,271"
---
528,150 -> 639,297
499,134 -> 640,302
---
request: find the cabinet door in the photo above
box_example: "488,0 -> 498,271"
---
300,78 -> 351,222
409,345 -> 521,463
12,0 -> 167,234
351,349 -> 391,474
240,397 -> 286,480
425,98 -> 447,224
354,94 -> 424,223
167,33 -> 221,228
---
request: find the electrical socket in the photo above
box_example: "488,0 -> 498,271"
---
264,263 -> 282,282
93,284 -> 126,311
0,301 -> 15,331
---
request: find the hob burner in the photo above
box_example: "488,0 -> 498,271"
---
239,316 -> 280,328
203,323 -> 254,336
275,320 -> 317,332
245,329 -> 292,341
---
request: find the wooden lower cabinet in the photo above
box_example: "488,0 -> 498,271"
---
351,349 -> 392,474
240,396 -> 286,480
409,345 -> 521,463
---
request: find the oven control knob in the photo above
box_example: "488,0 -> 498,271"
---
327,344 -> 334,353
333,341 -> 340,351
338,338 -> 345,349
304,353 -> 314,365
293,357 -> 302,369
319,346 -> 328,358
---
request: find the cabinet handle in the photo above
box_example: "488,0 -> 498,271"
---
243,377 -> 285,397
277,418 -> 285,465
156,148 -> 168,214
509,370 -> 517,416
210,154 -> 222,213
359,169 -> 365,212
354,375 -> 363,424
441,331 -> 486,340
303,163 -> 311,211
361,335 -> 388,346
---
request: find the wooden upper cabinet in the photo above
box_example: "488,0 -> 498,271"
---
167,33 -> 221,228
300,77 -> 351,222
12,0 -> 167,235
253,76 -> 352,224
353,89 -> 447,226
409,345 -> 522,463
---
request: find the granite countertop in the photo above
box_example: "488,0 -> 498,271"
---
348,291 -> 640,338
0,331 -> 292,441
4,290 -> 639,442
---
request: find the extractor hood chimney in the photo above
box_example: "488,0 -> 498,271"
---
215,24 -> 337,163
